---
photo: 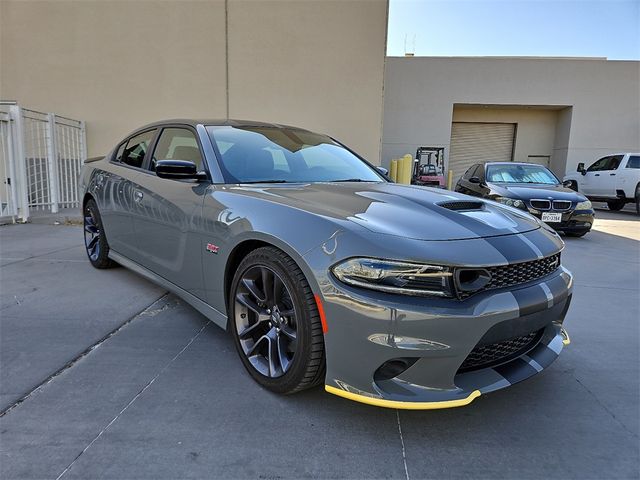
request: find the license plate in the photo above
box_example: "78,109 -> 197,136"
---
542,212 -> 562,223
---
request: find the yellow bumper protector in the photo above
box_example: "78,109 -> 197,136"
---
561,327 -> 571,346
325,385 -> 481,410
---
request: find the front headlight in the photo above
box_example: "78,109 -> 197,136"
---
575,200 -> 592,210
495,196 -> 525,209
331,258 -> 453,297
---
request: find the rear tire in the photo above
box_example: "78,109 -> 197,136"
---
635,185 -> 640,215
229,247 -> 325,394
83,198 -> 116,269
606,199 -> 625,211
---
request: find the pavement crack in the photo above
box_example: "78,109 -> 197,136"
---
0,243 -> 82,269
0,293 -> 169,418
396,410 -> 410,480
54,319 -> 211,480
573,376 -> 639,439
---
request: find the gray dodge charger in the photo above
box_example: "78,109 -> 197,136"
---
79,119 -> 573,409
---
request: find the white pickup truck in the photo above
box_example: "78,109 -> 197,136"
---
564,153 -> 640,214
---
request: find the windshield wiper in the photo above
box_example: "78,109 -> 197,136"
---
329,178 -> 368,182
240,180 -> 289,184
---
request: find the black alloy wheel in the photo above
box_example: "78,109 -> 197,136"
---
83,198 -> 115,269
230,247 -> 325,394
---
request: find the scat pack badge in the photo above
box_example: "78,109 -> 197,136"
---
206,243 -> 220,254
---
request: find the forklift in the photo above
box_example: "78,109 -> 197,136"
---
412,146 -> 446,188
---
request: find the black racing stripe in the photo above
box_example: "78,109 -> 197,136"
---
512,285 -> 548,317
528,343 -> 559,368
494,358 -> 539,384
484,235 -> 537,264
522,228 -> 563,257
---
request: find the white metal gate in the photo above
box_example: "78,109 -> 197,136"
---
0,103 -> 86,222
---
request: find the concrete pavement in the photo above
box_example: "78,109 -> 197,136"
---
0,211 -> 638,479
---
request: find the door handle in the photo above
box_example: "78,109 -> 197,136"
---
610,173 -> 616,176
594,174 -> 600,176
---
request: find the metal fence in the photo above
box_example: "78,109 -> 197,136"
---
0,103 -> 86,221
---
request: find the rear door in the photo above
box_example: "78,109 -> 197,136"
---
131,126 -> 210,299
98,129 -> 156,260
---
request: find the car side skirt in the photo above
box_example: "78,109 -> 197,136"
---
109,251 -> 228,329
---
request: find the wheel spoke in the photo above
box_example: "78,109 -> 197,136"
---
238,318 -> 268,339
247,334 -> 268,357
266,330 -> 280,377
236,293 -> 267,317
87,235 -> 99,250
277,333 -> 291,373
261,267 -> 274,304
279,324 -> 297,341
242,278 -> 267,303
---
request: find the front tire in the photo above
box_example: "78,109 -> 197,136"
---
607,199 -> 626,211
635,185 -> 640,215
83,198 -> 115,269
229,247 -> 325,394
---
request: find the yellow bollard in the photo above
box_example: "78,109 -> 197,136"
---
397,156 -> 407,184
447,169 -> 454,190
390,159 -> 398,182
401,154 -> 413,184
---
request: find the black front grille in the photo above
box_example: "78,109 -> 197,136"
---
455,253 -> 561,299
458,329 -> 543,373
486,253 -> 561,290
552,200 -> 572,210
530,199 -> 551,210
439,201 -> 484,211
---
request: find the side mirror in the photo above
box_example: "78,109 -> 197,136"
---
468,176 -> 481,184
577,163 -> 586,175
376,166 -> 389,176
562,180 -> 573,188
156,160 -> 207,180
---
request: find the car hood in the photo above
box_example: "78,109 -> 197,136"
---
488,183 -> 585,201
229,182 -> 541,241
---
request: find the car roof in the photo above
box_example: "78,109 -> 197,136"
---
137,118 -> 311,132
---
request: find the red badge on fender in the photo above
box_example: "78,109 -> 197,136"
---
206,243 -> 220,254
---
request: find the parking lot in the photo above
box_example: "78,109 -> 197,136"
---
1,208 -> 638,480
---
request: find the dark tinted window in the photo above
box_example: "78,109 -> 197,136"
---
150,128 -> 204,172
587,155 -> 623,172
121,130 -> 155,168
207,126 -> 383,183
462,165 -> 478,179
625,156 -> 640,169
471,164 -> 483,178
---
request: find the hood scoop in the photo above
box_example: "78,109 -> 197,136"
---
438,200 -> 485,211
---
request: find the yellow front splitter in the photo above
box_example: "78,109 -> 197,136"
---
325,385 -> 481,410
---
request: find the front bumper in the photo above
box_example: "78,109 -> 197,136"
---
528,208 -> 594,233
304,231 -> 573,409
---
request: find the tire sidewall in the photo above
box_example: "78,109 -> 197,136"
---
84,199 -> 111,268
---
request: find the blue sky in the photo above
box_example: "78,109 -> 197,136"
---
387,0 -> 640,59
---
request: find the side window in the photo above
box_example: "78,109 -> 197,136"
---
472,164 -> 483,178
121,130 -> 155,168
114,142 -> 125,162
609,155 -> 624,170
151,128 -> 204,172
626,156 -> 640,169
586,156 -> 611,172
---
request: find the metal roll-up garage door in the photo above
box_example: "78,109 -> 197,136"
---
449,122 -> 515,181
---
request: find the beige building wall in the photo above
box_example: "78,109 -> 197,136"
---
452,105 -> 560,166
382,56 -> 640,175
1,0 -> 388,162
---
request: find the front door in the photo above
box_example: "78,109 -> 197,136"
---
130,127 -> 210,299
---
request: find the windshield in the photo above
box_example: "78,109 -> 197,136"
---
207,126 -> 384,184
486,164 -> 559,185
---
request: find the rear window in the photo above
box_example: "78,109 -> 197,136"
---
626,156 -> 640,169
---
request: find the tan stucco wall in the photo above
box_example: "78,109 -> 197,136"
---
382,57 -> 640,175
1,0 -> 388,162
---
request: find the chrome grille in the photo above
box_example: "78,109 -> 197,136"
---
530,199 -> 551,210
